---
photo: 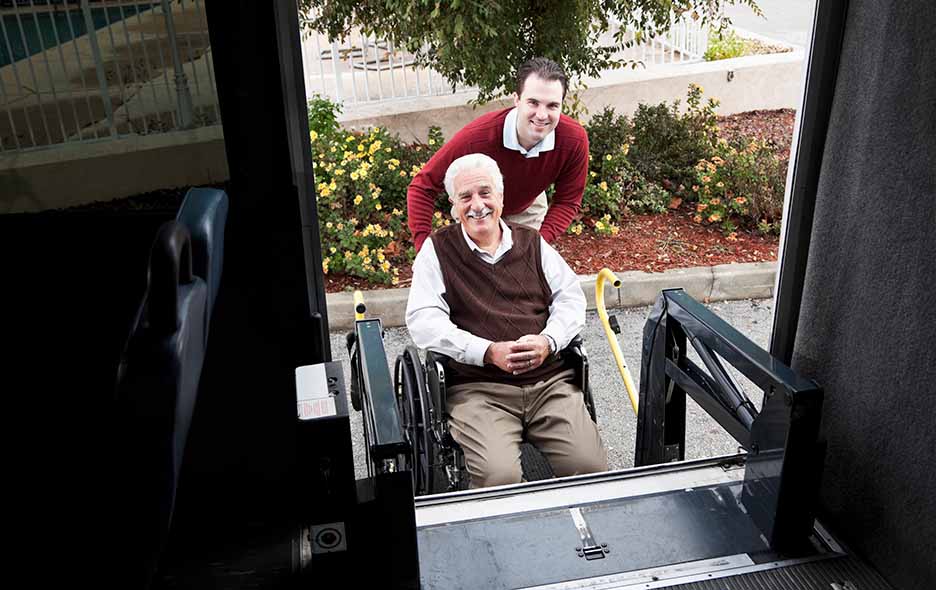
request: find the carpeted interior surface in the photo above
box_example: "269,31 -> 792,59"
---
790,2 -> 936,589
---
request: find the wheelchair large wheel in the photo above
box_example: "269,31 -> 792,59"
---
394,351 -> 428,494
396,347 -> 465,494
346,332 -> 362,412
422,351 -> 469,494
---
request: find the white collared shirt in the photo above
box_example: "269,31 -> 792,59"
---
406,219 -> 585,366
503,107 -> 556,158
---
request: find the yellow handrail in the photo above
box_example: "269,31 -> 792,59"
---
353,290 -> 366,321
596,268 -> 639,415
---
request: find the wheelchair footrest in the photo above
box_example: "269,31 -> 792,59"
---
520,443 -> 554,481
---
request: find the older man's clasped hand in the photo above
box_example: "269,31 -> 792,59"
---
483,334 -> 552,375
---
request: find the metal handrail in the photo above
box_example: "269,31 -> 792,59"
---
596,268 -> 639,414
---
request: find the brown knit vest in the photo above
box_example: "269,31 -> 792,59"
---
433,222 -> 565,385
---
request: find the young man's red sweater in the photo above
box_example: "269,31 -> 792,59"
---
406,108 -> 589,251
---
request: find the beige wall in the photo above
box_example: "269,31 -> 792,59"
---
0,126 -> 228,214
339,51 -> 805,142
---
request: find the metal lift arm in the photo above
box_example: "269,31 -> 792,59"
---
637,288 -> 825,553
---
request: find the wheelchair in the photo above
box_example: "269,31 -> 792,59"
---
392,336 -> 597,496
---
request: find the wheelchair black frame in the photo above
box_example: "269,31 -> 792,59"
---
404,335 -> 597,495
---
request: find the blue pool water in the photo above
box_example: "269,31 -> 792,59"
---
1,4 -> 154,68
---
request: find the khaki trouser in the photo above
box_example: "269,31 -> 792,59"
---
452,191 -> 548,230
446,368 -> 608,489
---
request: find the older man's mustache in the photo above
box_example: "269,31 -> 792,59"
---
466,206 -> 494,219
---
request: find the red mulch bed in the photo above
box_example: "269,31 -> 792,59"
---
324,109 -> 793,293
719,108 -> 796,160
552,211 -> 778,275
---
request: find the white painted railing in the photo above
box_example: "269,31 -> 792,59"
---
0,0 -> 219,153
300,12 -> 708,105
299,30 -> 469,106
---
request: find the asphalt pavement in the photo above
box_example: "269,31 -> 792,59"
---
329,297 -> 774,481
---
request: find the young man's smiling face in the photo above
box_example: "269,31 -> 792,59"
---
452,167 -> 504,245
513,73 -> 564,151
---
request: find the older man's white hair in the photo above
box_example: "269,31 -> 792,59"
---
443,153 -> 504,201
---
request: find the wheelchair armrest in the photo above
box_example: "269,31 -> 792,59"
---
561,335 -> 586,361
424,349 -> 452,369
424,350 -> 451,423
559,334 -> 595,423
559,335 -> 587,384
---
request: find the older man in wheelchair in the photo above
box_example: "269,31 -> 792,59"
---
404,153 -> 608,489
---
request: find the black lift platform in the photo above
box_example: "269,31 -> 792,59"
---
321,288 -> 893,589
412,456 -> 890,589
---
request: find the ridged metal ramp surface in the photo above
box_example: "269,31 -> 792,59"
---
667,554 -> 892,590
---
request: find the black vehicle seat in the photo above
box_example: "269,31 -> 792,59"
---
175,187 -> 228,337
115,222 -> 207,587
113,187 -> 228,588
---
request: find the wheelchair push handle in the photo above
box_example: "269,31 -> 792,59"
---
596,268 -> 639,415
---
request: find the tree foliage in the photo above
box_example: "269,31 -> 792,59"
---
298,0 -> 761,102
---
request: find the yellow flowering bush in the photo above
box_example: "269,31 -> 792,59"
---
311,95 -> 443,284
431,210 -> 454,231
578,138 -> 669,230
689,136 -> 785,234
592,214 -> 620,237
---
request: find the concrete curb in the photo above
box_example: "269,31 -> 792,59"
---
326,261 -> 776,330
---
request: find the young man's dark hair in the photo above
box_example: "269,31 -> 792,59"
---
516,57 -> 569,99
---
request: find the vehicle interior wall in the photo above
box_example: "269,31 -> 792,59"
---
789,2 -> 936,588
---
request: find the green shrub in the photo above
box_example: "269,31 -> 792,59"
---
580,179 -> 620,220
688,136 -> 786,234
704,29 -> 747,61
624,170 -> 671,214
628,84 -> 719,192
311,95 -> 443,284
307,93 -> 342,137
582,103 -> 675,225
584,106 -> 632,178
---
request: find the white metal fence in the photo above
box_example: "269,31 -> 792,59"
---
300,32 -> 469,106
0,0 -> 219,153
300,13 -> 709,106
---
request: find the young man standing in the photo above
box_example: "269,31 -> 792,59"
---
406,57 -> 589,251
